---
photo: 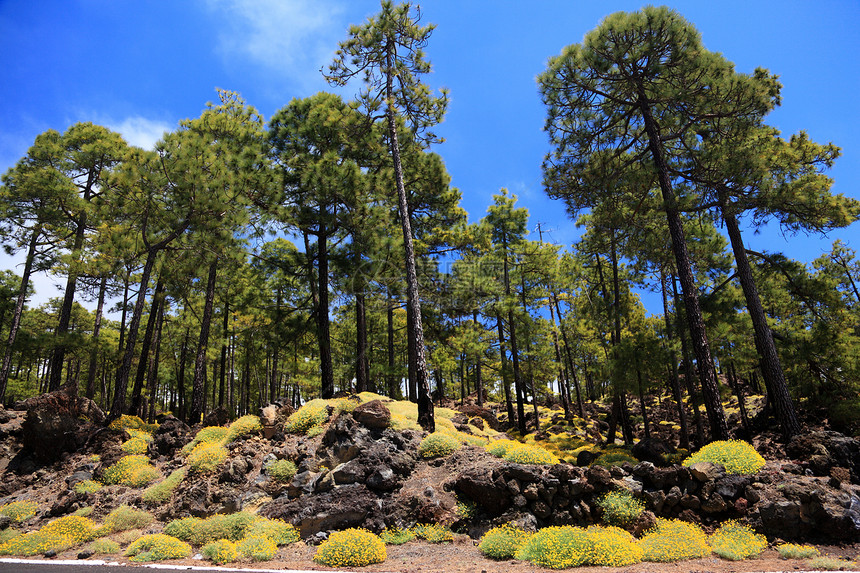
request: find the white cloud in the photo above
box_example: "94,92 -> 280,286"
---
106,116 -> 173,151
205,0 -> 344,88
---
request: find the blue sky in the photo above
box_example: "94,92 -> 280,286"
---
1,0 -> 858,312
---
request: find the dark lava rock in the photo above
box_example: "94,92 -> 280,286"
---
150,415 -> 191,456
20,389 -> 97,462
259,483 -> 385,536
632,437 -> 676,466
352,400 -> 391,429
787,431 -> 860,482
202,407 -> 230,428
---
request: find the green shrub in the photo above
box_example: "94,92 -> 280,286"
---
108,414 -> 147,432
124,533 -> 191,562
237,535 -> 277,561
73,480 -> 102,494
102,454 -> 161,487
478,524 -> 531,560
0,530 -> 19,545
87,538 -> 120,555
121,436 -> 149,455
515,525 -> 592,569
597,489 -> 645,527
114,529 -> 143,545
266,459 -> 297,482
306,423 -> 325,437
418,432 -> 461,459
142,468 -> 186,505
709,520 -> 766,561
682,440 -> 765,475
777,543 -> 820,559
455,498 -> 477,519
163,517 -> 202,543
284,399 -> 329,434
591,450 -> 638,468
485,439 -> 520,458
314,528 -> 387,567
165,512 -> 256,546
585,525 -> 642,567
413,523 -> 454,543
101,505 -> 154,533
73,506 -> 94,517
246,517 -> 300,545
806,556 -> 857,570
187,442 -> 229,473
639,518 -> 710,562
0,531 -> 76,556
225,414 -> 262,443
181,426 -> 229,455
202,539 -> 238,564
503,443 -> 560,465
40,515 -> 97,543
379,527 -> 415,545
0,500 -> 38,522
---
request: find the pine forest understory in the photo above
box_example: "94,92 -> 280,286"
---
1,3 -> 859,456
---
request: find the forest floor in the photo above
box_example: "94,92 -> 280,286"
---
5,540 -> 859,573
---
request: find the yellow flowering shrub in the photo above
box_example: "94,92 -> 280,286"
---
237,534 -> 277,561
181,426 -> 229,455
709,520 -> 767,561
682,440 -> 765,475
0,531 -> 75,556
109,414 -> 147,432
413,523 -> 454,543
0,500 -> 38,522
102,454 -> 160,487
225,414 -> 262,443
639,518 -> 710,562
246,517 -> 300,545
418,432 -> 461,459
142,468 -> 186,505
187,442 -> 229,473
121,436 -> 149,455
73,480 -> 102,494
503,443 -> 560,466
314,528 -> 387,567
777,543 -> 820,559
40,515 -> 98,543
585,525 -> 642,566
515,525 -> 592,569
87,538 -> 120,555
163,517 -> 202,543
478,524 -> 532,559
485,439 -> 520,458
202,539 -> 238,564
379,527 -> 415,545
124,533 -> 191,562
597,489 -> 645,527
100,505 -> 154,533
164,512 -> 256,545
284,399 -> 329,434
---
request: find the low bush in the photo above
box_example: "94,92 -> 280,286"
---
807,556 -> 857,570
478,524 -> 531,560
225,414 -> 262,443
682,440 -> 765,475
124,533 -> 191,562
121,436 -> 149,455
187,442 -> 229,473
314,528 -> 386,567
246,517 -> 300,545
164,512 -> 256,546
142,468 -> 186,505
101,505 -> 154,533
102,455 -> 160,487
515,525 -> 592,569
87,538 -> 120,555
379,527 -> 415,545
40,515 -> 97,543
0,531 -> 76,556
0,500 -> 38,522
266,459 -> 297,482
591,450 -> 638,468
73,480 -> 102,494
201,539 -> 238,564
709,520 -> 767,561
597,489 -> 644,527
237,535 -> 277,561
418,432 -> 461,459
777,543 -> 819,559
284,399 -> 329,434
413,523 -> 454,543
485,439 -> 520,458
638,518 -> 710,562
163,517 -> 201,543
503,443 -> 560,465
585,525 -> 642,567
181,426 -> 229,455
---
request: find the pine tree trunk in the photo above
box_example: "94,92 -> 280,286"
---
386,288 -> 397,399
495,311 -> 516,424
721,201 -> 800,439
219,301 -> 228,408
355,291 -> 369,393
637,86 -> 728,441
85,276 -> 108,400
554,296 -> 585,417
189,259 -> 218,423
473,310 -> 484,408
131,279 -> 164,416
0,225 -> 41,401
661,268 -> 690,450
317,225 -> 335,399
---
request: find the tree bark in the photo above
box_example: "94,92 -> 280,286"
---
189,259 -> 218,423
131,278 -> 164,417
84,275 -> 108,400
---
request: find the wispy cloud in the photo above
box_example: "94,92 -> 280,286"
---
106,116 -> 173,150
205,0 -> 345,89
